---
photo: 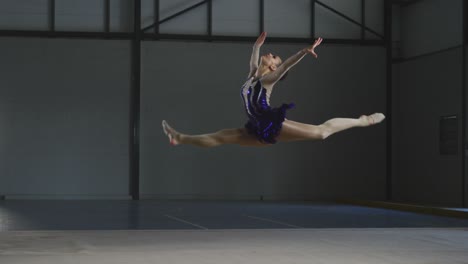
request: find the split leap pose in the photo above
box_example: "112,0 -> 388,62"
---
162,32 -> 385,147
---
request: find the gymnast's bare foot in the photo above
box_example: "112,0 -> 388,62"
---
162,120 -> 180,145
360,113 -> 385,127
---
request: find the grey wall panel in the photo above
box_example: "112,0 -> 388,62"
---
110,0 -> 133,32
466,46 -> 468,208
0,38 -> 131,198
0,0 -> 49,30
393,48 -> 463,206
391,64 -> 400,199
140,41 -> 386,200
0,0 -> 132,33
315,4 -> 361,39
265,0 -> 310,38
159,0 -> 207,35
55,0 -> 105,32
392,5 -> 401,58
320,0 -> 361,22
160,0 -> 201,17
212,0 -> 259,36
142,0 -> 155,30
400,0 -> 462,58
365,0 -> 384,39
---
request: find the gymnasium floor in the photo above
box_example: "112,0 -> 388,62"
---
1,200 -> 468,263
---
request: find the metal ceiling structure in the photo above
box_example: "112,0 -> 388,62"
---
0,0 -> 385,45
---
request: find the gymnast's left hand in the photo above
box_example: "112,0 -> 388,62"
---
305,37 -> 323,58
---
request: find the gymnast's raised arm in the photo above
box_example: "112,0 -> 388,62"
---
262,37 -> 323,86
248,32 -> 267,78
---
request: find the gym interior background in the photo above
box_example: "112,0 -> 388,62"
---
0,1 -> 467,263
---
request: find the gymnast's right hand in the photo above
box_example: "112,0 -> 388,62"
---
255,32 -> 267,47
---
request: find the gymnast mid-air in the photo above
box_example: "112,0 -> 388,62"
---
162,32 -> 385,147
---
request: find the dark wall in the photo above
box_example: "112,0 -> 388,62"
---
0,38 -> 131,199
393,48 -> 463,206
392,0 -> 465,207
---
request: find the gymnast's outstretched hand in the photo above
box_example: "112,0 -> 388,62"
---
255,31 -> 267,47
305,37 -> 323,58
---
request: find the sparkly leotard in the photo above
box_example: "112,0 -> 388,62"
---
241,77 -> 294,144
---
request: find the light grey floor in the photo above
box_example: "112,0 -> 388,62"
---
1,228 -> 468,264
1,201 -> 468,263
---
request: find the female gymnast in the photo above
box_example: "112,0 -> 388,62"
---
162,32 -> 385,147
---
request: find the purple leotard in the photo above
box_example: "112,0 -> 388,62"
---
241,77 -> 294,144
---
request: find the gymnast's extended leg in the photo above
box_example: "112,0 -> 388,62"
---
162,120 -> 264,147
277,113 -> 385,142
162,113 -> 384,147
